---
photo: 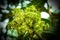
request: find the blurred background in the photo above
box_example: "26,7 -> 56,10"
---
0,0 -> 60,40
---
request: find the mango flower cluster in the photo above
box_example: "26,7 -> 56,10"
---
7,5 -> 50,37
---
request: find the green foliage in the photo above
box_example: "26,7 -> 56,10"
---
27,0 -> 47,11
7,5 -> 51,40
